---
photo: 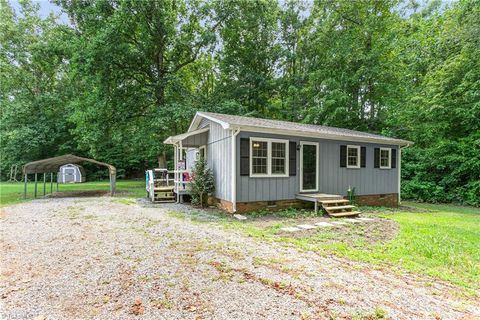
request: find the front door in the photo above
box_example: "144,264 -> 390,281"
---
300,141 -> 319,192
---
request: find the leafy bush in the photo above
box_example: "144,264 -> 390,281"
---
401,134 -> 480,206
190,157 -> 214,207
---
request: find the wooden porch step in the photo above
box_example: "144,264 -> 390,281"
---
329,211 -> 361,217
325,205 -> 355,211
154,187 -> 174,191
153,199 -> 176,203
154,195 -> 174,199
320,199 -> 350,205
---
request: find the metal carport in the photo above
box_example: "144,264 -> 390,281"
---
22,154 -> 116,198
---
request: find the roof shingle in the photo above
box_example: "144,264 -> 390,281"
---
196,112 -> 412,146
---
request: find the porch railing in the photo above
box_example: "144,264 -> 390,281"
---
173,170 -> 192,194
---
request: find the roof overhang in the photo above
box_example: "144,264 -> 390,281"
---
164,127 -> 210,145
188,112 -> 230,132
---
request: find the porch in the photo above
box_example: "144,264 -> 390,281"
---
163,127 -> 209,202
296,193 -> 360,217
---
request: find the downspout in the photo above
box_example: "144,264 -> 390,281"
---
398,143 -> 410,205
231,128 -> 241,213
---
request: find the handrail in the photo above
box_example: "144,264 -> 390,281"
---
173,169 -> 192,193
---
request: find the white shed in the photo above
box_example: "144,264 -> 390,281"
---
57,164 -> 85,183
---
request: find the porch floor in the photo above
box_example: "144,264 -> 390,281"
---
296,193 -> 343,202
296,193 -> 359,217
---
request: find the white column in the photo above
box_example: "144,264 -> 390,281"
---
174,144 -> 178,200
398,146 -> 402,205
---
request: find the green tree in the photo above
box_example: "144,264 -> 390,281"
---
397,0 -> 480,206
0,0 -> 73,178
57,0 -> 219,173
299,0 -> 403,131
213,0 -> 280,116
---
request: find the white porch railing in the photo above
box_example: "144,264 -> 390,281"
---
173,170 -> 192,194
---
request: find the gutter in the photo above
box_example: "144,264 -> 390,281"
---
231,128 -> 241,212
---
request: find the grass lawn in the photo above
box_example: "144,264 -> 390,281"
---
0,180 -> 145,206
209,202 -> 480,295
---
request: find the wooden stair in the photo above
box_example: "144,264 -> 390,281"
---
153,187 -> 175,203
320,199 -> 360,217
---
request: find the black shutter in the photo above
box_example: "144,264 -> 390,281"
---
289,141 -> 296,176
361,147 -> 366,168
374,148 -> 380,168
340,145 -> 347,167
391,148 -> 397,169
240,138 -> 249,176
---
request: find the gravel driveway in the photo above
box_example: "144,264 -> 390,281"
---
1,197 -> 478,319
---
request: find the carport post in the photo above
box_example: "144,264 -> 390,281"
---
43,173 -> 46,196
34,173 -> 38,198
109,172 -> 116,196
50,173 -> 53,193
23,174 -> 27,199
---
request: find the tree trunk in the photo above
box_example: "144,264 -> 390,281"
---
158,152 -> 167,168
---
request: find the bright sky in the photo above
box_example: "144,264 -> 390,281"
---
9,0 -> 456,26
9,0 -> 69,23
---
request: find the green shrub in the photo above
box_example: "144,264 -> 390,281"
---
190,157 -> 214,208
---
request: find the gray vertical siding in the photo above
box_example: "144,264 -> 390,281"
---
182,131 -> 208,147
202,120 -> 232,202
236,131 -> 399,202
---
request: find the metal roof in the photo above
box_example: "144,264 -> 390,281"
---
23,154 -> 116,175
189,112 -> 413,146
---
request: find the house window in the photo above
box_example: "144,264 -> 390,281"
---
250,138 -> 289,177
347,145 -> 360,168
199,145 -> 206,160
380,148 -> 391,169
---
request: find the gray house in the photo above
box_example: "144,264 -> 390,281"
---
164,112 -> 412,213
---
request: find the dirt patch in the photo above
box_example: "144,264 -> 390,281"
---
46,190 -> 110,198
279,219 -> 399,246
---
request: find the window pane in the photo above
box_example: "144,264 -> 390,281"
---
272,158 -> 285,174
347,147 -> 358,166
252,140 -> 268,174
271,142 -> 286,174
252,157 -> 267,174
272,142 -> 285,158
380,149 -> 389,167
252,141 -> 267,157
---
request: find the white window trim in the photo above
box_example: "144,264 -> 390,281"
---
380,147 -> 391,169
300,141 -> 319,192
346,145 -> 361,169
249,137 -> 289,178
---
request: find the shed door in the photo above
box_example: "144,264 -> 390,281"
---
300,142 -> 319,192
64,168 -> 75,182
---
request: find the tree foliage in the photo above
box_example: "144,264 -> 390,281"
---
1,0 -> 478,205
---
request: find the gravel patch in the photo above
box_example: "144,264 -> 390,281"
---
1,197 -> 479,319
